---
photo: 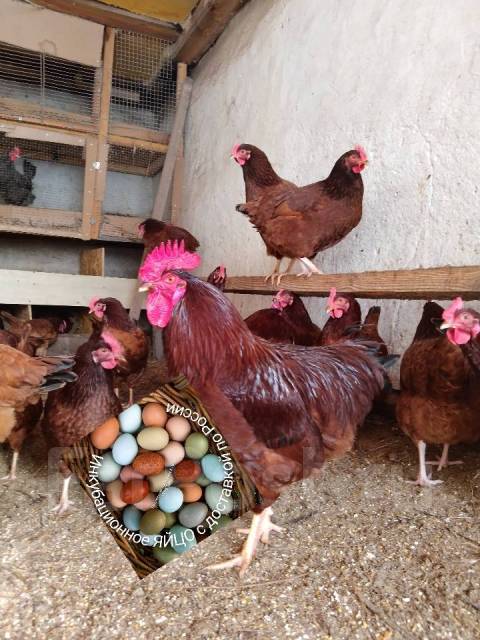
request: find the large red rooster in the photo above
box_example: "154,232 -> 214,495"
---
139,241 -> 386,574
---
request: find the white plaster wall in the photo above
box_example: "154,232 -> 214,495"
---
179,0 -> 480,379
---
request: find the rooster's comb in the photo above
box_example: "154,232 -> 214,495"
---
354,145 -> 367,162
442,297 -> 464,324
139,240 -> 201,282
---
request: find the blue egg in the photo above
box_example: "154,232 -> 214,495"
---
205,483 -> 234,514
112,433 -> 138,465
97,452 -> 121,482
139,531 -> 158,547
169,524 -> 197,554
122,505 -> 142,531
118,404 -> 142,433
201,454 -> 226,482
157,486 -> 183,513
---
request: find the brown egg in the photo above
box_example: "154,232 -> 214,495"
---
90,417 -> 120,450
142,403 -> 168,428
178,482 -> 203,503
174,459 -> 201,483
105,479 -> 127,509
165,416 -> 191,441
120,479 -> 149,504
120,465 -> 144,483
132,451 -> 165,476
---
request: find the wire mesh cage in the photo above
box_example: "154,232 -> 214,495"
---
0,41 -> 97,128
110,31 -> 176,133
102,144 -> 164,217
0,132 -> 85,211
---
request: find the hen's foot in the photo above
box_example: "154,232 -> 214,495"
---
1,452 -> 18,481
236,508 -> 283,544
427,444 -> 462,471
297,257 -> 324,277
1,472 -> 17,482
264,259 -> 282,284
51,498 -> 74,515
407,476 -> 443,487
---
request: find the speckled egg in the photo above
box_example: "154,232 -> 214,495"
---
178,502 -> 208,528
137,427 -> 169,451
170,524 -> 197,554
157,486 -> 183,513
205,483 -> 233,514
201,454 -> 226,482
120,478 -> 149,504
118,404 -> 142,433
91,417 -> 119,449
177,482 -> 203,503
105,479 -> 127,509
140,509 -> 166,535
134,492 -> 157,511
174,459 -> 201,483
161,441 -> 185,466
97,452 -> 121,482
112,433 -> 138,466
120,465 -> 144,483
148,469 -> 174,492
132,451 -> 165,476
142,403 -> 168,427
153,545 -> 180,564
122,505 -> 142,531
165,416 -> 191,441
196,473 -> 212,487
185,432 -> 209,459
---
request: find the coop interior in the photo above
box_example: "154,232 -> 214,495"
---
1,1 -> 479,638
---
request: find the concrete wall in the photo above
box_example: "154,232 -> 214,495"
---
179,0 -> 480,378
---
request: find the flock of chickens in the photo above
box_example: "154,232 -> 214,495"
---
1,142 -> 479,575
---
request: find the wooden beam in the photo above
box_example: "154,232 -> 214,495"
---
0,269 -> 143,308
173,0 -> 247,64
30,0 -> 179,40
108,134 -> 168,153
171,62 -> 187,223
222,267 -> 480,301
80,247 -> 105,276
100,213 -> 142,242
82,137 -> 98,239
151,76 -> 192,219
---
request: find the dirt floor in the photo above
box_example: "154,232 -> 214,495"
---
1,412 -> 479,640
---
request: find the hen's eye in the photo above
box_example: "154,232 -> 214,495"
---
165,275 -> 175,283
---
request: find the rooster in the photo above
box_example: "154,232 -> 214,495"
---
0,345 -> 76,481
396,299 -> 480,487
0,146 -> 36,206
246,290 -> 322,345
42,336 -> 123,513
321,288 -> 362,345
138,218 -> 200,255
138,241 -> 386,574
0,311 -> 71,356
232,144 -> 367,282
88,297 -> 149,405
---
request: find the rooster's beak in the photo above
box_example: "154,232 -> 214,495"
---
440,322 -> 453,331
138,283 -> 151,292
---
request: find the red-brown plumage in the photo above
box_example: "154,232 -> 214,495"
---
321,293 -> 362,345
139,218 -> 200,255
357,306 -> 388,357
0,311 -> 71,356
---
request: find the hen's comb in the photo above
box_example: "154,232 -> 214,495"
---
88,297 -> 100,312
327,287 -> 337,308
139,240 -> 201,282
230,143 -> 240,158
442,297 -> 464,324
354,145 -> 367,162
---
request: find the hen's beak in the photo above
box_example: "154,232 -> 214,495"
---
440,321 -> 453,331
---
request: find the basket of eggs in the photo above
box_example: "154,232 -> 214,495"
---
65,376 -> 258,578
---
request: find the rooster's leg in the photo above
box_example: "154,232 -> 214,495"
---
299,257 -> 323,277
51,476 -> 74,514
1,451 -> 19,481
408,441 -> 443,487
264,259 -> 282,284
276,259 -> 296,285
209,507 -> 281,576
427,444 -> 463,471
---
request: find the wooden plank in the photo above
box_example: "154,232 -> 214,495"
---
109,124 -> 169,145
3,126 -> 85,146
98,0 -> 197,23
100,213 -> 142,242
30,0 -> 179,40
80,247 -> 105,276
151,76 -> 192,219
82,137 -> 98,239
0,0 -> 104,67
171,62 -> 187,223
222,267 -> 480,301
0,269 -> 143,308
108,134 -> 168,153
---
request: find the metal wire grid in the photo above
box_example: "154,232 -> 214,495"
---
0,42 -> 96,125
0,134 -> 84,211
110,31 -> 176,133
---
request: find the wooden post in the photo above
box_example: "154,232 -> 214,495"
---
171,62 -> 187,223
81,137 -> 98,239
80,247 -> 105,276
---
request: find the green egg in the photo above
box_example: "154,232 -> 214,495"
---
140,509 -> 166,535
163,511 -> 177,528
185,432 -> 209,459
153,545 -> 180,564
195,473 -> 211,487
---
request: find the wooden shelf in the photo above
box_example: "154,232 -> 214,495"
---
223,266 -> 480,300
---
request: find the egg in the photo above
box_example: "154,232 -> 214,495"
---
118,404 -> 142,433
196,473 -> 212,487
177,482 -> 203,503
178,502 -> 208,528
174,459 -> 201,483
163,511 -> 177,528
161,441 -> 185,466
185,432 -> 209,459
140,509 -> 166,535
165,416 -> 191,441
142,403 -> 168,427
120,465 -> 144,483
153,545 -> 180,564
134,492 -> 157,511
122,505 -> 142,531
121,479 -> 149,504
112,433 -> 138,465
105,479 -> 127,509
91,417 -> 119,449
169,524 -> 197,554
148,469 -> 174,492
157,486 -> 183,513
201,454 -> 226,482
132,451 -> 165,476
208,515 -> 233,532
139,531 -> 158,547
137,427 -> 169,451
205,483 -> 233,514
97,452 -> 121,482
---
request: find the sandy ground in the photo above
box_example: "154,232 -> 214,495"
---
1,415 -> 479,640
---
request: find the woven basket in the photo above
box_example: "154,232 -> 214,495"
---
65,375 -> 258,578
